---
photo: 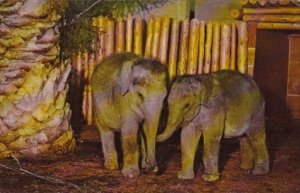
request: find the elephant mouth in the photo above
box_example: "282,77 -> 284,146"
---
181,118 -> 190,128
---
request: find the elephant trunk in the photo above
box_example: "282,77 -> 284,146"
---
156,109 -> 181,142
142,101 -> 164,168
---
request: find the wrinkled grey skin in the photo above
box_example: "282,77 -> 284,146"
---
157,70 -> 269,182
91,53 -> 168,178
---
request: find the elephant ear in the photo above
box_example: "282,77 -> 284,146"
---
199,77 -> 219,108
120,60 -> 134,95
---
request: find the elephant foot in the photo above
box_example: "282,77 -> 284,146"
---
151,166 -> 159,173
104,161 -> 118,170
202,172 -> 220,182
252,162 -> 269,175
177,170 -> 195,180
141,159 -> 148,169
240,161 -> 254,170
141,159 -> 159,173
122,166 -> 140,178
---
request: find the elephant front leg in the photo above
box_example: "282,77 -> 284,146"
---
140,135 -> 158,172
100,129 -> 119,170
121,122 -> 140,178
142,125 -> 159,172
202,132 -> 222,182
178,124 -> 202,180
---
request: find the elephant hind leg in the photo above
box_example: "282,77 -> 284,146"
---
94,111 -> 119,170
240,136 -> 255,170
246,109 -> 269,175
246,131 -> 269,175
100,129 -> 119,170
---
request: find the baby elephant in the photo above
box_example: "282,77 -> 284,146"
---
157,70 -> 269,182
92,53 -> 168,178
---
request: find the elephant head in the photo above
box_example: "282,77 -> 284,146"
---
119,57 -> 168,117
157,75 -> 210,142
119,57 -> 168,169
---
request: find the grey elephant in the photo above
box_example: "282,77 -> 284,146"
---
91,53 -> 168,178
157,70 -> 269,182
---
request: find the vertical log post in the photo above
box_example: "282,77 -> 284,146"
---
145,15 -> 154,57
115,19 -> 125,53
159,16 -> 170,64
134,17 -> 143,56
230,22 -> 237,70
178,19 -> 190,75
75,52 -> 83,86
211,22 -> 220,72
126,16 -> 133,52
92,17 -> 98,52
96,16 -> 105,63
187,18 -> 199,75
82,51 -> 89,121
87,53 -> 95,125
151,16 -> 162,59
88,53 -> 95,84
168,19 -> 180,80
204,22 -> 213,74
83,50 -> 89,85
220,23 -> 231,70
237,21 -> 248,74
105,18 -> 115,57
198,21 -> 205,74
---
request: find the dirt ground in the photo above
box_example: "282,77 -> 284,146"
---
0,120 -> 299,193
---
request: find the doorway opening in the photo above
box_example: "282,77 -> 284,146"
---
254,30 -> 300,121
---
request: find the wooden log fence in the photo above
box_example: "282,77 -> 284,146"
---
71,16 -> 248,125
231,6 -> 300,28
238,6 -> 300,30
241,0 -> 300,6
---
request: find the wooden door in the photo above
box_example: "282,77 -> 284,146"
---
287,34 -> 300,119
253,30 -> 290,120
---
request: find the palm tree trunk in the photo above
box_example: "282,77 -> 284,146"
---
0,0 -> 75,158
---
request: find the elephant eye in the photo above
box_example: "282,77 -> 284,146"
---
184,103 -> 190,109
133,78 -> 145,86
138,92 -> 144,101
